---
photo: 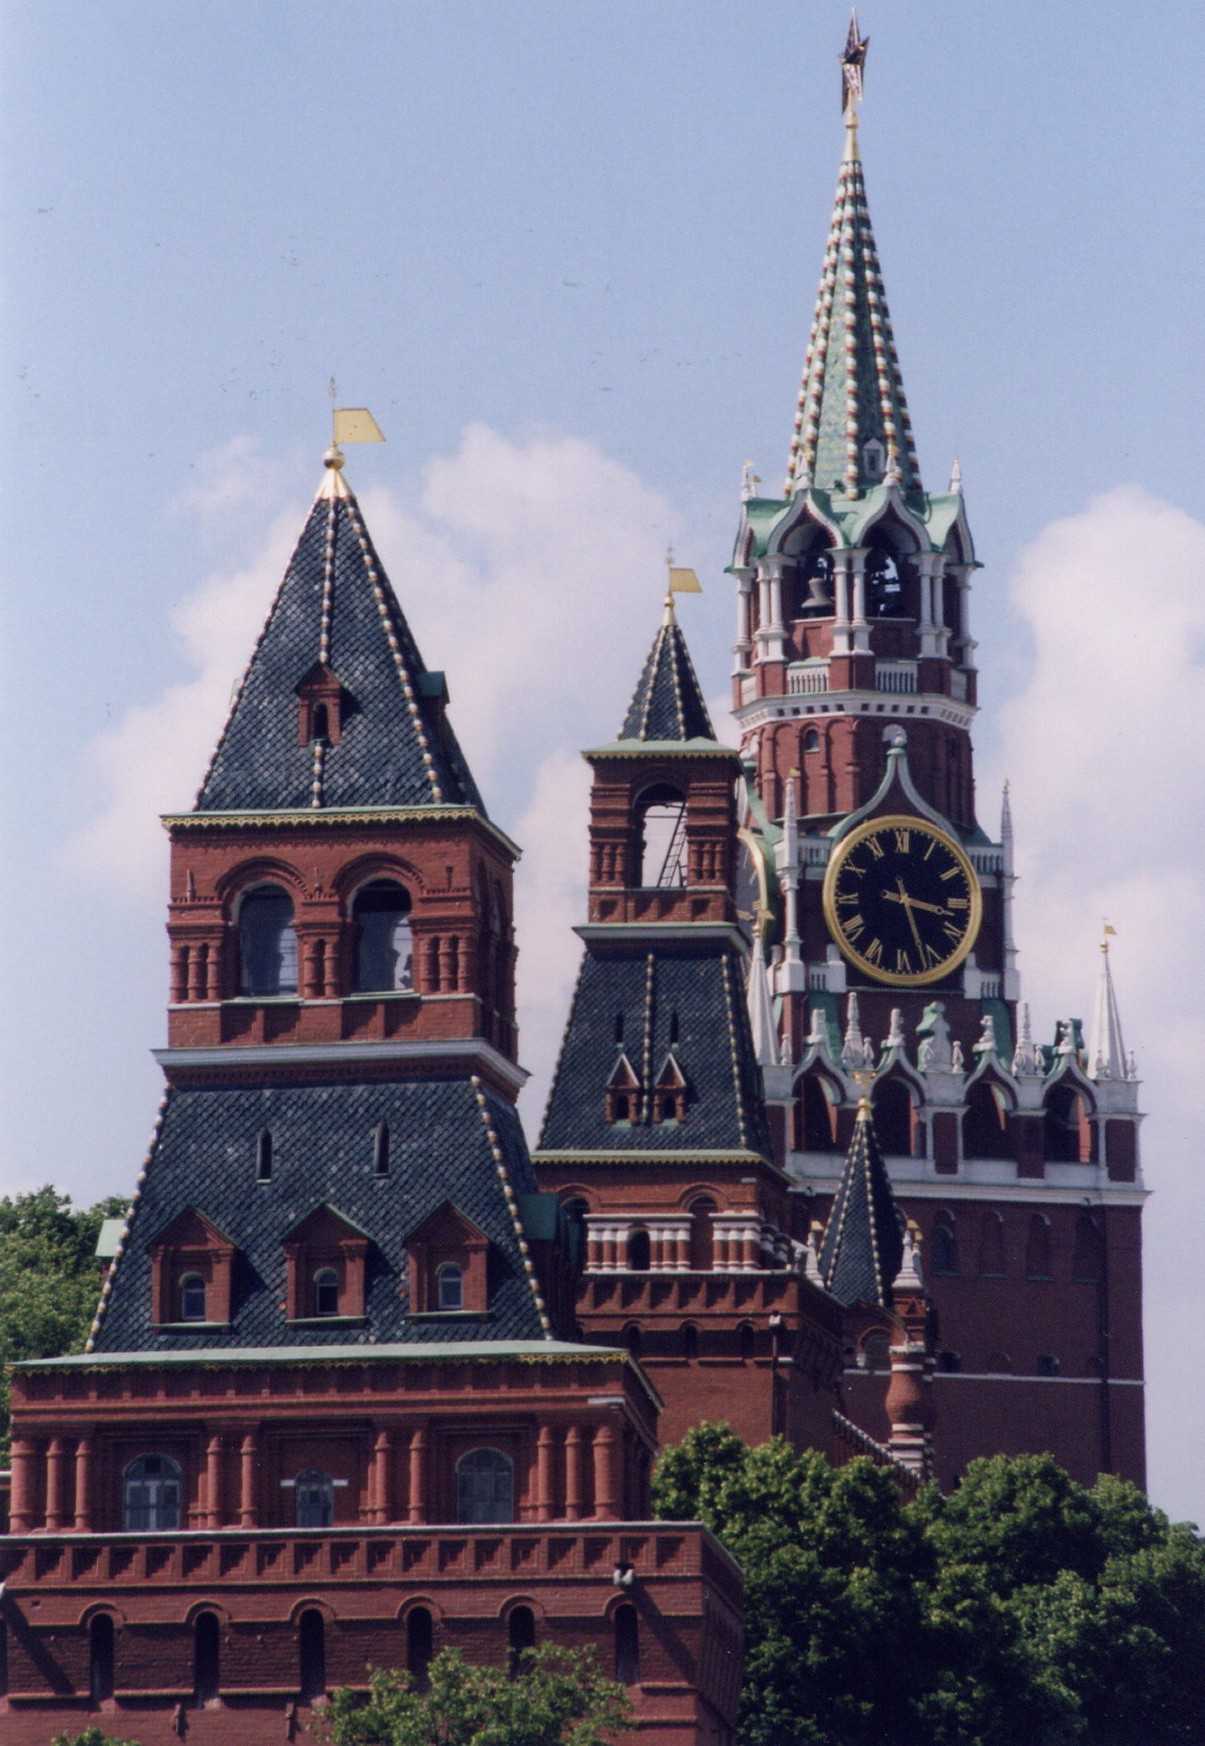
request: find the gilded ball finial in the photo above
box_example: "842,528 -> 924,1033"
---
323,444 -> 346,471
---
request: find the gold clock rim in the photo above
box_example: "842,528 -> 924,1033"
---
821,812 -> 984,988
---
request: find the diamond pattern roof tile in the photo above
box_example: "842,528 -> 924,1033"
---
619,609 -> 715,744
818,1101 -> 904,1307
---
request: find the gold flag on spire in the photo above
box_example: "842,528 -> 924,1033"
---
668,566 -> 702,595
333,407 -> 386,445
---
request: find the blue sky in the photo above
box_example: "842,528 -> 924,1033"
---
2,1 -> 1203,1519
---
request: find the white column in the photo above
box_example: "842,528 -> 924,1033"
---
733,570 -> 754,674
831,553 -> 852,654
917,555 -> 941,658
849,550 -> 869,653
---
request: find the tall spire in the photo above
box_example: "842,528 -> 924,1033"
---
618,591 -> 715,744
784,20 -> 921,501
1088,926 -> 1128,1079
818,1098 -> 904,1308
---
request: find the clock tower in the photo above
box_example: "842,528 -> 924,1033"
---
729,33 -> 1146,1489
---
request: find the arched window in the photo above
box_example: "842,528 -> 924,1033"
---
937,1349 -> 962,1374
238,885 -> 298,997
436,1263 -> 463,1311
873,1079 -> 914,1157
296,1469 -> 335,1528
123,1455 -> 182,1531
635,784 -> 687,888
738,1322 -> 755,1363
1044,1084 -> 1092,1163
688,1197 -> 715,1272
193,1611 -> 221,1705
798,1072 -> 840,1152
313,1268 -> 339,1316
627,1228 -> 650,1271
90,1614 -> 115,1704
1037,1353 -> 1061,1377
932,1216 -> 959,1275
623,1323 -> 643,1360
864,526 -> 919,621
860,1330 -> 891,1372
373,1122 -> 391,1177
298,1609 -> 325,1702
614,1604 -> 640,1685
803,727 -> 821,752
1025,1214 -> 1052,1280
1072,1213 -> 1103,1282
353,880 -> 414,993
977,1211 -> 1006,1277
456,1449 -> 514,1524
508,1605 -> 536,1678
681,1323 -> 699,1360
311,703 -> 330,742
256,1129 -> 273,1182
407,1607 -> 433,1690
963,1080 -> 1013,1161
179,1274 -> 207,1322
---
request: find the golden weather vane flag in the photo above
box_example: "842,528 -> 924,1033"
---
332,407 -> 386,446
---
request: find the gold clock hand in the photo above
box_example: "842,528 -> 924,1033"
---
883,890 -> 949,918
894,878 -> 926,961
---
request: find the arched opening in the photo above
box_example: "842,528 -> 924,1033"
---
123,1455 -> 182,1531
312,1268 -> 339,1317
1025,1214 -> 1053,1280
256,1129 -> 273,1182
90,1614 -> 115,1704
627,1228 -> 650,1271
407,1607 -> 434,1690
179,1274 -> 207,1322
738,1322 -> 755,1363
1037,1353 -> 1061,1377
963,1080 -> 1013,1161
688,1197 -> 715,1272
193,1611 -> 221,1706
624,1323 -> 642,1360
297,1609 -> 326,1702
353,880 -> 414,993
614,1604 -> 640,1686
508,1605 -> 536,1678
803,727 -> 821,752
798,1072 -> 840,1151
1072,1213 -> 1103,1282
295,1470 -> 335,1528
563,1198 -> 589,1271
238,885 -> 298,997
977,1211 -> 1006,1277
456,1449 -> 514,1524
872,1078 -> 914,1157
860,1330 -> 891,1372
436,1263 -> 463,1310
635,783 -> 687,888
932,1215 -> 959,1275
937,1349 -> 962,1374
1044,1084 -> 1093,1163
681,1323 -> 699,1360
311,703 -> 330,742
863,524 -> 920,621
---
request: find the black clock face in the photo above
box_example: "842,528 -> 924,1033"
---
822,814 -> 982,987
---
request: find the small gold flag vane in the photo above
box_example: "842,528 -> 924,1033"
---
668,565 -> 702,595
333,407 -> 386,446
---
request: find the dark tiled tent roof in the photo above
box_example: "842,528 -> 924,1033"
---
196,476 -> 484,814
537,944 -> 771,1159
818,1103 -> 904,1307
618,609 -> 715,743
92,1078 -> 551,1352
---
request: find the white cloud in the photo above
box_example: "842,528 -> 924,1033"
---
982,486 -> 1205,1522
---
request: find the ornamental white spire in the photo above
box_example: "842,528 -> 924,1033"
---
1088,925 -> 1128,1080
841,991 -> 866,1070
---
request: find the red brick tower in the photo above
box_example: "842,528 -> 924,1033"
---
533,591 -> 844,1453
0,446 -> 743,1746
729,48 -> 1146,1488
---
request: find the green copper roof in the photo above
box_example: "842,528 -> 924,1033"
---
785,126 -> 921,501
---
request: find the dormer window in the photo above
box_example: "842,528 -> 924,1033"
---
179,1274 -> 207,1322
313,1268 -> 339,1317
256,1129 -> 274,1183
436,1263 -> 464,1310
282,1205 -> 371,1323
651,1053 -> 687,1124
605,1053 -> 642,1125
862,437 -> 885,480
296,661 -> 344,746
373,1122 -> 391,1177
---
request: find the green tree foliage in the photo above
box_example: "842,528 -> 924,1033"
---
0,1186 -> 127,1457
653,1426 -> 1205,1746
325,1644 -> 630,1746
51,1729 -> 144,1746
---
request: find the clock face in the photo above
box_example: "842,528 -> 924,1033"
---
822,813 -> 982,987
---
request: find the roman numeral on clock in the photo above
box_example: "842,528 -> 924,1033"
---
866,835 -> 886,860
942,921 -> 962,944
893,828 -> 911,853
895,949 -> 913,973
842,915 -> 865,942
864,938 -> 884,966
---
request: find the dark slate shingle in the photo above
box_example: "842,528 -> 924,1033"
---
94,1078 -> 546,1352
197,489 -> 484,815
619,614 -> 715,743
818,1105 -> 904,1308
538,943 -> 771,1159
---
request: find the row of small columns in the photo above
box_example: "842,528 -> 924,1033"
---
6,1419 -> 628,1533
589,840 -> 726,887
584,1217 -> 787,1273
169,930 -> 473,1003
733,556 -> 973,671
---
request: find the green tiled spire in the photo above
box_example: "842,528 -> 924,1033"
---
784,101 -> 921,501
